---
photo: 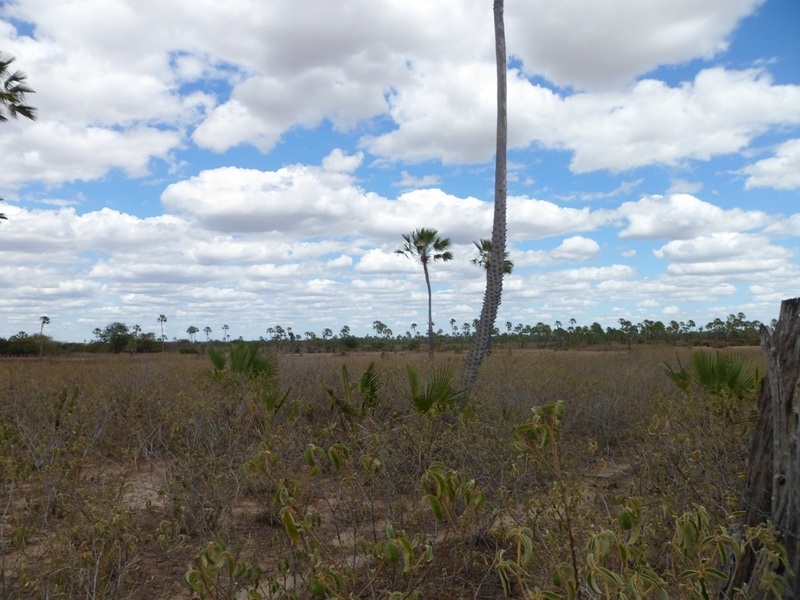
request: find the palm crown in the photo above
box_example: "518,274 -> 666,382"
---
396,228 -> 454,265
1,53 -> 37,123
471,238 -> 513,275
396,227 -> 453,358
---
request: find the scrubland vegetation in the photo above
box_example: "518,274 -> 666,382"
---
0,344 -> 786,599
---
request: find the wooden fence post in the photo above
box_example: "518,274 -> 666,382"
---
728,298 -> 799,598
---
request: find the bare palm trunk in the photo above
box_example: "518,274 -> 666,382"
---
727,297 -> 800,598
462,0 -> 507,395
424,262 -> 434,360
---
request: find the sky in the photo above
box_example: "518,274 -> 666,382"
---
1,0 -> 799,344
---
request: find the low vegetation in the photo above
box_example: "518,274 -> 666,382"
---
0,344 -> 786,598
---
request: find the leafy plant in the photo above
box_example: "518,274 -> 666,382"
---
406,364 -> 464,414
206,343 -> 278,382
421,461 -> 485,530
664,351 -> 761,400
185,540 -> 262,600
326,362 -> 381,420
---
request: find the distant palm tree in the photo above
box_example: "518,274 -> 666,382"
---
1,53 -> 37,123
222,324 -> 230,341
203,326 -> 212,342
132,324 -> 141,353
187,325 -> 199,344
158,314 -> 167,351
39,315 -> 49,359
396,227 -> 453,359
471,238 -> 513,275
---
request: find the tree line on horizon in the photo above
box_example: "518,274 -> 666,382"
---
1,311 -> 768,357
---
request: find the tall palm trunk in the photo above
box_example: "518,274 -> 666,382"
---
462,0 -> 507,395
424,261 -> 434,359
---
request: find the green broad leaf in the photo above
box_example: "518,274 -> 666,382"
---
304,444 -> 317,467
398,537 -> 414,573
328,448 -> 341,471
423,543 -> 434,562
383,540 -> 400,562
309,577 -> 326,597
705,567 -> 727,580
184,570 -> 204,593
586,571 -> 602,594
363,455 -> 381,474
326,570 -> 343,591
597,565 -> 623,585
281,508 -> 300,543
498,568 -> 511,597
327,443 -> 349,470
520,531 -> 534,566
470,489 -> 486,511
619,509 -> 634,531
426,495 -> 445,522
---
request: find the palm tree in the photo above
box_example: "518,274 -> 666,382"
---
1,53 -> 37,123
222,324 -> 230,341
132,324 -> 142,353
462,0 -> 508,395
203,326 -> 212,342
471,238 -> 513,275
187,325 -> 199,344
39,315 -> 49,359
396,227 -> 453,359
158,314 -> 167,351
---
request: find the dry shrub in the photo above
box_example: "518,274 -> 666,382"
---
0,345 -> 780,599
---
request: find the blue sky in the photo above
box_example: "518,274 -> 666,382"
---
1,0 -> 799,343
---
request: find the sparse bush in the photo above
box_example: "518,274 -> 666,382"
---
0,346 -> 783,599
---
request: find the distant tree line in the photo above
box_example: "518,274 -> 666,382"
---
0,311 -> 768,357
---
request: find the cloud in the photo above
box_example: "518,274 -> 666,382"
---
2,0 -> 798,342
364,67 -> 800,173
653,232 -> 791,263
742,139 -> 800,190
322,149 -> 363,173
616,194 -> 771,239
539,69 -> 800,173
509,196 -> 605,239
161,162 -> 365,234
361,60 -> 499,164
161,154 -> 499,241
2,1 -> 794,190
518,236 -> 600,266
509,0 -> 765,90
393,171 -> 441,188
764,214 -> 800,237
561,264 -> 636,281
654,232 -> 794,277
0,122 -> 182,188
667,179 -> 704,194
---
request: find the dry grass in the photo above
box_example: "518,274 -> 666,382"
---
0,346 -> 766,599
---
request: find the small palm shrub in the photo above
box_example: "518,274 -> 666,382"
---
405,363 -> 465,414
326,361 -> 381,421
664,350 -> 761,401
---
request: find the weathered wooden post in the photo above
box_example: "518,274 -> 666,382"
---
728,298 -> 799,598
